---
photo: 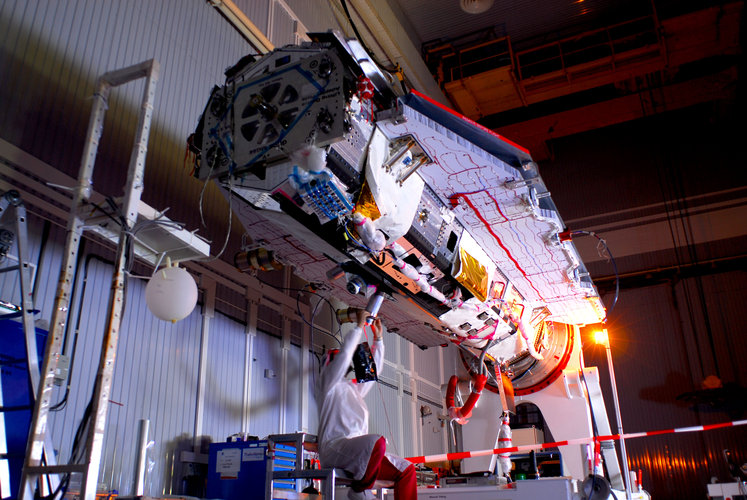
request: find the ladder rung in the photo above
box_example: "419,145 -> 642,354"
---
24,464 -> 88,474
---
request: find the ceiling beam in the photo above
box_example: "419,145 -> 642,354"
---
347,0 -> 451,106
209,0 -> 274,54
494,67 -> 738,161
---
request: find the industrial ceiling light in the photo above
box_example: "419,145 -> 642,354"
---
460,0 -> 494,14
145,261 -> 198,323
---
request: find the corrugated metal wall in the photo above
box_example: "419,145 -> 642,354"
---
0,0 -> 252,260
541,108 -> 747,499
0,0 -> 454,496
580,277 -> 747,499
202,313 -> 246,442
0,213 -> 453,496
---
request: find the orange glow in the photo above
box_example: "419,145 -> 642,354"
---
593,328 -> 609,346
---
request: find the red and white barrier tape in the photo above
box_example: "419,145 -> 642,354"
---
406,419 -> 747,464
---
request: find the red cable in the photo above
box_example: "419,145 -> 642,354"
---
453,193 -> 545,301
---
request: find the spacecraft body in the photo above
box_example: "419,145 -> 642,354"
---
192,32 -> 605,395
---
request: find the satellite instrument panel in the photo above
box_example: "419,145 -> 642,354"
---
190,31 -> 605,395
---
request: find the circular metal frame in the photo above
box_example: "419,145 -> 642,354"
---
459,322 -> 575,396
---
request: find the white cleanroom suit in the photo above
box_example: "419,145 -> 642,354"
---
315,323 -> 415,498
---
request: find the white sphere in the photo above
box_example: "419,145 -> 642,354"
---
145,266 -> 198,322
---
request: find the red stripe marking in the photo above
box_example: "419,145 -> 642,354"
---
410,90 -> 530,155
455,193 -> 545,301
405,420 -> 747,464
703,422 -> 734,431
545,441 -> 567,448
596,434 -> 620,442
645,429 -> 675,437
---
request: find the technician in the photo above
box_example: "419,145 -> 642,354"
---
316,310 -> 417,499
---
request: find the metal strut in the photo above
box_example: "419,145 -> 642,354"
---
19,59 -> 160,500
0,190 -> 60,498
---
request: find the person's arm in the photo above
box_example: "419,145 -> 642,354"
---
319,311 -> 367,393
369,317 -> 384,368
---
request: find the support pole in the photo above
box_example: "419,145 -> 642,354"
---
605,342 -> 633,500
133,419 -> 150,496
194,277 -> 215,450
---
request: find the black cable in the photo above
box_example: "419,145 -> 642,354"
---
295,289 -> 342,346
571,230 -> 619,321
0,405 -> 34,412
31,220 -> 51,304
52,251 -> 104,412
252,272 -> 342,348
668,156 -> 720,378
253,274 -> 340,332
34,395 -> 93,499
654,159 -> 712,380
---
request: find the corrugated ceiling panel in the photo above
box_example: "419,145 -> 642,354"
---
233,0 -> 271,43
281,0 -> 339,34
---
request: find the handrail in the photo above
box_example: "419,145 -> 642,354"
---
427,14 -> 661,86
515,15 -> 660,80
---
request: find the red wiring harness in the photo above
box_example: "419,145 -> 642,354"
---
445,373 -> 488,424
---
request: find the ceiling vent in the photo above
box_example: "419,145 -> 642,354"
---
460,0 -> 494,14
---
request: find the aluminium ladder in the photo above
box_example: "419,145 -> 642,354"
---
0,189 -> 60,498
19,59 -> 160,500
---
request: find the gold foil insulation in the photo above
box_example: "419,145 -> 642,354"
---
455,247 -> 489,302
354,181 -> 382,221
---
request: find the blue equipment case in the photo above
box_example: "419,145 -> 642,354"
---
206,439 -> 298,499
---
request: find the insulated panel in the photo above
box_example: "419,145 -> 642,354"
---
284,343 -> 302,432
248,330 -> 283,438
202,313 -> 247,442
416,379 -> 443,408
43,256 -> 204,496
105,274 -> 203,497
366,382 -> 405,458
413,345 -> 442,386
307,352 -> 320,433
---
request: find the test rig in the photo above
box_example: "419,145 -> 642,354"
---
190,31 -> 644,499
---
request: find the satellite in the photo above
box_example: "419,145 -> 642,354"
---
190,31 -> 605,398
